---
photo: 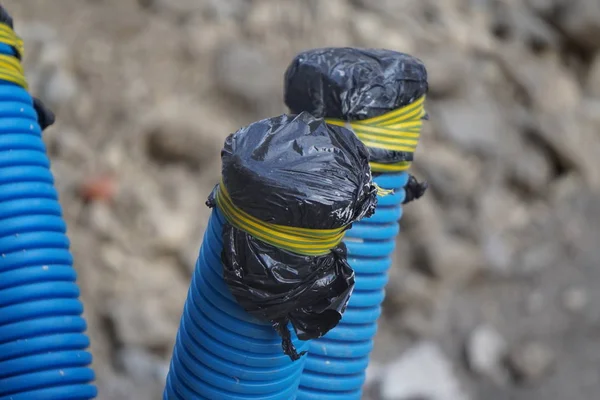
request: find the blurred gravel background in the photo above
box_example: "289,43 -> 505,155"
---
5,0 -> 600,399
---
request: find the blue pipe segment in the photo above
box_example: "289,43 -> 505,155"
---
164,209 -> 310,400
0,43 -> 97,399
297,172 -> 409,400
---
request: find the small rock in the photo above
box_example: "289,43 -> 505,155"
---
562,287 -> 588,313
98,369 -> 161,400
41,68 -> 79,107
418,49 -> 467,98
401,307 -> 436,338
203,0 -> 250,20
149,208 -> 194,253
100,243 -> 127,272
493,1 -> 561,51
349,12 -> 415,53
214,43 -> 278,109
434,98 -> 512,156
553,0 -> 600,52
18,22 -> 78,108
416,144 -> 480,203
526,291 -> 545,314
140,0 -> 248,20
586,53 -> 600,98
116,346 -> 169,383
517,243 -> 559,274
138,0 -> 201,14
481,233 -> 514,276
478,187 -> 531,233
507,342 -> 555,383
507,140 -> 553,194
87,202 -> 123,238
385,268 -> 438,311
525,0 -> 556,15
105,263 -> 187,352
424,235 -> 483,284
465,324 -> 509,385
364,361 -> 384,391
380,341 -> 470,400
498,46 -> 581,114
144,120 -> 220,170
581,98 -> 600,128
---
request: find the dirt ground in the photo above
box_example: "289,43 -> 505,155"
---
5,0 -> 600,399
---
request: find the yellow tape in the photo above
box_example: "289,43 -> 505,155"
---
326,96 -> 426,173
215,181 -> 347,256
0,23 -> 27,89
373,182 -> 394,196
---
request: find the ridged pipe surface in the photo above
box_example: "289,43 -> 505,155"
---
164,209 -> 310,400
0,43 -> 96,399
297,172 -> 409,400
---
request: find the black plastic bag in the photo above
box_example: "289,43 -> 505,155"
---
284,47 -> 429,202
0,5 -> 14,30
206,112 -> 377,360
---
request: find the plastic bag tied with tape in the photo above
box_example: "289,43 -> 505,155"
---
206,112 -> 378,360
284,47 -> 429,202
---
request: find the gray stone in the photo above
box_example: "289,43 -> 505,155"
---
364,361 -> 385,396
581,98 -> 600,127
18,22 -> 79,107
496,45 -> 581,114
493,0 -> 561,51
418,49 -> 467,98
41,68 -> 78,107
507,141 -> 553,194
481,233 -> 514,276
465,324 -> 509,385
525,0 -> 557,14
144,119 -> 221,170
562,287 -> 588,313
507,342 -> 555,383
138,0 -> 202,14
434,99 -> 510,157
116,346 -> 169,383
536,112 -> 600,189
553,0 -> 600,52
214,44 -> 279,109
425,235 -> 483,284
380,341 -> 470,400
416,145 -> 480,203
517,243 -> 559,274
586,53 -> 600,98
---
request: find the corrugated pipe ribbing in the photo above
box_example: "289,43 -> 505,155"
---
164,209 -> 309,400
0,41 -> 97,399
297,172 -> 408,400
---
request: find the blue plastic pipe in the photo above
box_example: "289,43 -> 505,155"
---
297,172 -> 408,400
164,209 -> 310,400
0,43 -> 97,399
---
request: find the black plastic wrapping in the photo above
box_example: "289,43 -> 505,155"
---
207,112 -> 377,360
0,5 -> 14,29
284,47 -> 428,168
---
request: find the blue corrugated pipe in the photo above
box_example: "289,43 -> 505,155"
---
164,208 -> 310,400
297,172 -> 408,400
0,39 -> 97,399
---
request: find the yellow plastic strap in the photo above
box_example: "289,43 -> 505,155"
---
373,182 -> 394,196
326,96 -> 426,173
0,23 -> 27,89
215,181 -> 347,256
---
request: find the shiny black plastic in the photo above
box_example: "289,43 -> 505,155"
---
283,47 -> 428,168
207,112 -> 377,360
